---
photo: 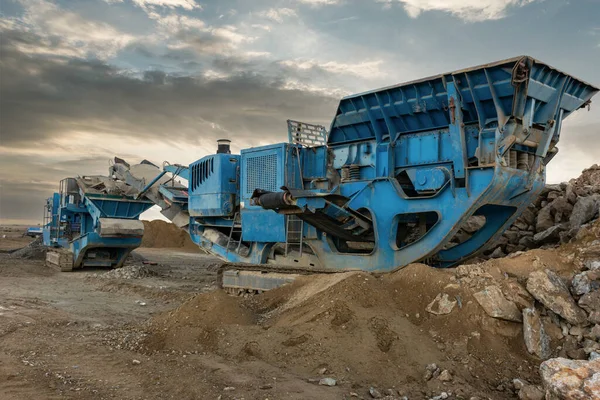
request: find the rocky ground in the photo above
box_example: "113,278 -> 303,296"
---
483,164 -> 600,258
0,165 -> 599,400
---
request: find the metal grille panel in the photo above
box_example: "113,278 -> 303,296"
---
287,120 -> 327,147
246,153 -> 278,195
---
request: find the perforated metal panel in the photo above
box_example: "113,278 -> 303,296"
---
246,153 -> 278,195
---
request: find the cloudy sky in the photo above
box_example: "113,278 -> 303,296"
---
0,0 -> 599,224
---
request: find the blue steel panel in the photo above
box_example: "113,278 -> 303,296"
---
188,154 -> 239,217
86,196 -> 153,219
328,56 -> 598,146
241,210 -> 286,242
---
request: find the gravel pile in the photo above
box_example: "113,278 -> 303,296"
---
9,237 -> 47,260
94,265 -> 157,280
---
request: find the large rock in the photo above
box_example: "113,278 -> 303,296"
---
523,308 -> 551,359
533,225 -> 566,245
536,205 -> 556,233
542,184 -> 563,196
540,357 -> 600,399
462,215 -> 486,233
521,207 -> 537,226
580,290 -> 600,314
536,198 -> 573,232
504,230 -> 521,245
519,235 -> 536,249
565,183 -> 578,204
572,272 -> 593,296
570,195 -> 600,228
504,281 -> 536,310
526,269 -> 588,325
474,285 -> 522,322
572,271 -> 600,296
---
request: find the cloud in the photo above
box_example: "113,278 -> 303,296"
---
106,0 -> 200,11
147,13 -> 256,56
280,59 -> 387,79
16,0 -> 135,59
296,0 -> 343,6
132,0 -> 200,10
0,24 -> 340,221
257,8 -> 297,23
377,0 -> 538,21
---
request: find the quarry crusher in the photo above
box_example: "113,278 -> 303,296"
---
42,176 -> 153,270
45,56 -> 598,289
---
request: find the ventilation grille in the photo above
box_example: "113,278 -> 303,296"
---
191,157 -> 214,191
246,153 -> 278,195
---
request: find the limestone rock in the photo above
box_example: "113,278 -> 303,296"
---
523,308 -> 551,359
504,281 -> 535,310
526,269 -> 588,325
540,357 -> 600,399
572,272 -> 593,296
490,247 -> 506,259
533,225 -> 566,245
570,195 -> 600,228
426,293 -> 456,315
474,285 -> 522,322
518,385 -> 544,400
580,290 -> 600,314
462,215 -> 486,233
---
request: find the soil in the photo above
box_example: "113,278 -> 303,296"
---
0,223 -> 593,399
140,220 -> 198,250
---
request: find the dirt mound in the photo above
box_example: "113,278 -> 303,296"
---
146,291 -> 256,352
141,220 -> 197,249
143,264 -> 542,397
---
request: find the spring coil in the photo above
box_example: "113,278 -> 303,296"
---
349,164 -> 360,180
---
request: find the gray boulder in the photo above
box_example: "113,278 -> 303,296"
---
526,269 -> 588,325
473,285 -> 522,322
533,225 -> 566,245
462,215 -> 486,233
523,308 -> 551,359
570,195 -> 600,228
580,290 -> 600,314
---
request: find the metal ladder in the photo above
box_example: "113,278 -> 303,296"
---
285,215 -> 304,257
226,212 -> 243,256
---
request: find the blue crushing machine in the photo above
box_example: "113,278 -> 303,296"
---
42,176 -> 154,271
53,57 -> 599,289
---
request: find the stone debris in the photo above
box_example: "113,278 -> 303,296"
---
517,385 -> 544,400
479,164 -> 600,257
526,269 -> 588,326
523,308 -> 551,360
473,285 -> 522,322
437,370 -> 452,382
513,378 -> 527,390
572,271 -> 593,296
10,237 -> 46,260
369,387 -> 382,398
425,293 -> 456,315
540,357 -> 600,399
423,363 -> 440,381
94,265 -> 156,280
318,377 -> 336,387
579,290 -> 600,315
429,392 -> 449,400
